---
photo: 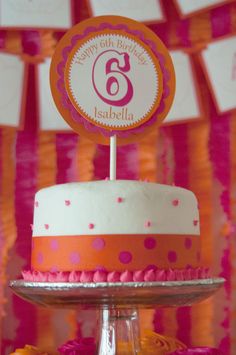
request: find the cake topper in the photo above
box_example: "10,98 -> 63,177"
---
50,15 -> 175,178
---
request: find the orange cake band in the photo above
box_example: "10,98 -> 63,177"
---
31,234 -> 200,272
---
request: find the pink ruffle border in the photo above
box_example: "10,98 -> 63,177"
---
22,267 -> 209,283
57,22 -> 171,138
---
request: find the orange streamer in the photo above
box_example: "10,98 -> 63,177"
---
137,129 -> 159,333
37,132 -> 57,190
36,132 -> 57,349
189,12 -> 212,47
187,9 -> 215,346
158,130 -> 178,338
4,31 -> 22,54
230,111 -> 236,351
188,118 -> 214,347
188,119 -> 215,346
76,136 -> 96,182
39,31 -> 56,58
138,129 -> 159,182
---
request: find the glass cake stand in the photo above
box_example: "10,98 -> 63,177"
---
9,278 -> 224,354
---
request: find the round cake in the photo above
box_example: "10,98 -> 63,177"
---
29,180 -> 201,280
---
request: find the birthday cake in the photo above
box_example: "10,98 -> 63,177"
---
22,16 -> 209,283
22,179 -> 209,283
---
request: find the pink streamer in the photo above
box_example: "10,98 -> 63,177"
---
209,110 -> 231,217
0,130 -> 4,260
171,124 -> 189,188
93,145 -> 109,180
208,108 -> 231,354
172,124 -> 191,346
151,8 -> 172,336
210,5 -> 231,38
176,18 -> 191,47
0,30 -> 6,49
209,3 -> 231,216
21,31 -> 41,56
153,308 -> 165,334
149,22 -> 169,45
0,129 -> 6,337
12,64 -> 38,348
160,127 -> 172,184
94,144 -> 138,180
116,144 -> 138,180
209,7 -> 232,349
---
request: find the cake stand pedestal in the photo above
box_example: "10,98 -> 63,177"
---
9,278 -> 224,354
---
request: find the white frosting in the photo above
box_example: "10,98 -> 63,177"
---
32,180 -> 200,237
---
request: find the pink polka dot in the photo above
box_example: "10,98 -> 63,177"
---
65,200 -> 71,206
184,238 -> 192,250
144,237 -> 156,249
50,266 -> 59,272
117,197 -> 123,203
92,238 -> 105,251
50,239 -> 59,251
44,224 -> 49,230
69,252 -> 80,264
35,201 -> 39,207
172,199 -> 179,206
145,220 -> 151,228
168,251 -> 177,263
193,220 -> 198,226
37,252 -> 44,264
119,251 -> 132,264
89,223 -> 94,229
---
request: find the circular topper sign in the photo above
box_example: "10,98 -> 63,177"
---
50,16 -> 175,145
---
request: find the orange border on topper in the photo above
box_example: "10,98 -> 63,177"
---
50,15 -> 175,145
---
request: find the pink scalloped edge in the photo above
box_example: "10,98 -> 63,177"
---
22,267 -> 210,283
57,22 -> 171,138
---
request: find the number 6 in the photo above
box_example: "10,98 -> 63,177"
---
92,50 -> 133,106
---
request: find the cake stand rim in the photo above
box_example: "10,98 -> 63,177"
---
9,277 -> 225,309
9,277 -> 225,289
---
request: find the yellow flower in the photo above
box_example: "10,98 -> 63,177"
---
10,344 -> 49,355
